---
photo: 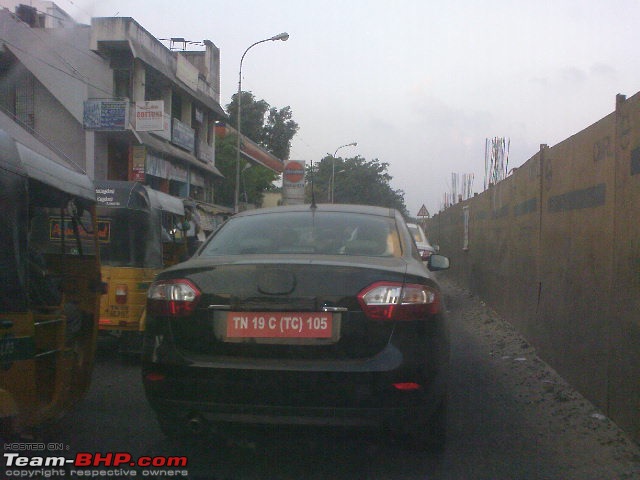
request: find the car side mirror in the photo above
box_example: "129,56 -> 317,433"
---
428,254 -> 449,271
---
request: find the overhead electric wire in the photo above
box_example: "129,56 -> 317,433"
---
0,37 -> 113,97
1,8 -> 116,97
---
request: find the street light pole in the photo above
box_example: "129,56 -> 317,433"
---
234,32 -> 289,213
330,142 -> 357,203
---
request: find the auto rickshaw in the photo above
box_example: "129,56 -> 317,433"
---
0,129 -> 103,437
95,181 -> 187,352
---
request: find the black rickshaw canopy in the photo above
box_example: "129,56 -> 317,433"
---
0,129 -> 94,201
147,188 -> 185,216
94,181 -> 185,269
0,128 -> 97,313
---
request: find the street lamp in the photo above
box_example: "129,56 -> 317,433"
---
241,163 -> 251,204
234,32 -> 289,213
330,142 -> 357,203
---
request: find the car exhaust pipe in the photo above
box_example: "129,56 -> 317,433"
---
186,414 -> 206,434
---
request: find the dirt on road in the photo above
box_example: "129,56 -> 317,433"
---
440,276 -> 640,479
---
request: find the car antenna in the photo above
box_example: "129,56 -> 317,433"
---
309,160 -> 317,210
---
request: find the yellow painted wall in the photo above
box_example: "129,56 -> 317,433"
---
427,92 -> 640,442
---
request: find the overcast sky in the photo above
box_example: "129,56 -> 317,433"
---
23,0 -> 640,215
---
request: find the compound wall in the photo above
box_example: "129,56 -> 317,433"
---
426,92 -> 640,443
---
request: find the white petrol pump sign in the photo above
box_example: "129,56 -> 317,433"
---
283,160 -> 305,205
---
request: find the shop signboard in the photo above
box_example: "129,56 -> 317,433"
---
171,118 -> 195,152
131,145 -> 146,182
135,100 -> 164,131
83,99 -> 128,130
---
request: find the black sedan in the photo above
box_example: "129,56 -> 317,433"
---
142,204 -> 450,449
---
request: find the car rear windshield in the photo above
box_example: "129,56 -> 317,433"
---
199,211 -> 402,257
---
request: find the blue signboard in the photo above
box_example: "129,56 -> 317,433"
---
171,118 -> 195,152
83,99 -> 128,130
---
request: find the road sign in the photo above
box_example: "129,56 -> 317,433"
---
283,160 -> 306,205
283,160 -> 305,184
417,204 -> 430,218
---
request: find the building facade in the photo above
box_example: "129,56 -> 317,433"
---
88,16 -> 229,224
0,3 -> 232,228
0,2 -> 287,228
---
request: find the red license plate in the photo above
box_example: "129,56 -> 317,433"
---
226,312 -> 333,338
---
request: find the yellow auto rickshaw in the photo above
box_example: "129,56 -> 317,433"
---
0,129 -> 103,438
95,181 -> 187,353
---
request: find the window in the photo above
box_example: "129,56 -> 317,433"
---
15,72 -> 35,130
113,69 -> 130,99
200,212 -> 401,257
171,92 -> 182,120
144,73 -> 164,101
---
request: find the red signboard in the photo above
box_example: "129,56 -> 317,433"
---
49,217 -> 110,243
283,161 -> 304,183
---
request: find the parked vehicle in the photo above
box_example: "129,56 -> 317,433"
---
407,222 -> 437,262
142,203 -> 450,449
0,129 -> 103,436
96,180 -> 187,353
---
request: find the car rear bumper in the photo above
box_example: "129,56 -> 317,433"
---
148,398 -> 442,428
142,314 -> 449,432
143,366 -> 447,429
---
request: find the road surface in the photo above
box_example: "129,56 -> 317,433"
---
14,276 -> 640,479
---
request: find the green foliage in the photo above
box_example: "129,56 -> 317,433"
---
305,156 -> 408,216
226,92 -> 269,145
219,92 -> 298,208
221,92 -> 405,214
213,134 -> 237,206
214,134 -> 280,207
264,106 -> 299,160
226,92 -> 298,159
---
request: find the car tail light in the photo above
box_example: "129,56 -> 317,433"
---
393,382 -> 422,391
144,372 -> 166,382
357,281 -> 440,320
147,279 -> 201,317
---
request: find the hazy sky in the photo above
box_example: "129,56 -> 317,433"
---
19,0 -> 640,215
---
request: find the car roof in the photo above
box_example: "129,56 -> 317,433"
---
233,203 -> 400,219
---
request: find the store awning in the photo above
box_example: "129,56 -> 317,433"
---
147,188 -> 185,215
0,129 -> 95,202
215,124 -> 284,173
135,131 -> 224,178
186,199 -> 232,232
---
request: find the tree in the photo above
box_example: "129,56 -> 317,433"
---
226,91 -> 269,145
218,92 -> 298,208
213,134 -> 237,206
264,106 -> 299,160
305,155 -> 408,216
226,92 -> 298,158
214,134 -> 280,208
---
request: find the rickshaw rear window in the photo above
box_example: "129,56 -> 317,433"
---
29,207 -> 97,256
96,208 -> 163,268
